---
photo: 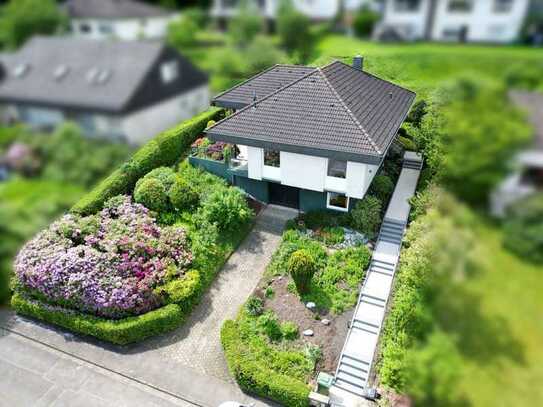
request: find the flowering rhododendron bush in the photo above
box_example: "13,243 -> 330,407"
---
14,196 -> 192,319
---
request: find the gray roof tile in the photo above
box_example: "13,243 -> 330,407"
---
64,0 -> 172,19
207,61 -> 415,160
212,64 -> 317,109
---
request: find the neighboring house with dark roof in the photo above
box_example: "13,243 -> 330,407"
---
63,0 -> 178,40
195,57 -> 415,212
0,37 -> 209,145
491,91 -> 543,217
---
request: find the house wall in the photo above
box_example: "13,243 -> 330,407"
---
381,0 -> 432,40
245,146 -> 378,200
70,15 -> 177,40
210,0 -> 339,20
431,0 -> 529,43
380,0 -> 529,43
121,84 -> 209,145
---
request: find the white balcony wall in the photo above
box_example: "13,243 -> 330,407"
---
347,161 -> 379,199
247,146 -> 263,180
281,152 -> 327,192
325,176 -> 347,193
263,165 -> 281,181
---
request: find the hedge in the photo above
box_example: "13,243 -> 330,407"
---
12,292 -> 184,345
221,320 -> 310,407
71,107 -> 223,215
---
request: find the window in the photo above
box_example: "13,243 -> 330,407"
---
327,192 -> 349,212
79,23 -> 92,33
98,22 -> 114,35
160,61 -> 179,83
264,149 -> 280,167
394,0 -> 420,12
494,0 -> 514,13
327,159 -> 347,178
448,0 -> 473,12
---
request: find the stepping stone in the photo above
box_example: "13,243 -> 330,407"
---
321,319 -> 331,326
303,329 -> 314,337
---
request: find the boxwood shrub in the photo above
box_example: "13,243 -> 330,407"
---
221,319 -> 311,407
72,107 -> 223,215
12,292 -> 184,345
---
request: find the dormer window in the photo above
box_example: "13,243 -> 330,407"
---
13,63 -> 30,78
53,65 -> 70,81
161,61 -> 179,83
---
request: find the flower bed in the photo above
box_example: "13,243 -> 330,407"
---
221,228 -> 372,406
12,110 -> 256,345
190,137 -> 237,162
14,196 -> 192,319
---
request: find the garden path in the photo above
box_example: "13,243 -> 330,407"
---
0,205 -> 295,407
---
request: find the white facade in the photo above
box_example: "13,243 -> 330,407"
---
380,0 -> 530,43
3,84 -> 209,145
122,84 -> 209,144
70,15 -> 178,40
245,146 -> 379,203
210,0 -> 340,20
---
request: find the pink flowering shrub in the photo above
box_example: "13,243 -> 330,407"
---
14,196 -> 192,319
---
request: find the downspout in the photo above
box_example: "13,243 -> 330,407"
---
424,0 -> 438,41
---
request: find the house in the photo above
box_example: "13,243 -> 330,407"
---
491,91 -> 543,217
193,57 -> 415,212
63,0 -> 178,41
0,37 -> 209,145
210,0 -> 379,30
375,0 -> 530,43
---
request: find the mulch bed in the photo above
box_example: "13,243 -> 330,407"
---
254,276 -> 352,375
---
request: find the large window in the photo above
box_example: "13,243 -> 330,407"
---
327,159 -> 347,178
448,0 -> 473,12
327,192 -> 349,212
494,0 -> 514,13
394,0 -> 421,12
264,149 -> 280,167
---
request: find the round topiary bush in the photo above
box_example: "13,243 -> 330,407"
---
503,193 -> 543,264
169,176 -> 199,211
287,249 -> 316,295
135,167 -> 177,192
134,177 -> 168,212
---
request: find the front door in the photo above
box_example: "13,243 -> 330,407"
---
268,182 -> 299,209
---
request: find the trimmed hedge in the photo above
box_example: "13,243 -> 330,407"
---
221,320 -> 310,407
12,292 -> 184,345
71,107 -> 223,215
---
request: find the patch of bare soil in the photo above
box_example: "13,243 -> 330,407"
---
254,276 -> 352,375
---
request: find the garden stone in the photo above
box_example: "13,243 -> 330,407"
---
303,329 -> 314,337
306,302 -> 316,310
321,319 -> 330,326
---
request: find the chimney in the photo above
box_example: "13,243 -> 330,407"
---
353,55 -> 363,71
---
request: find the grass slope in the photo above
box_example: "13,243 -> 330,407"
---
313,36 -> 543,97
457,222 -> 543,406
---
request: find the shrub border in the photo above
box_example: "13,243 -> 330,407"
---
71,107 -> 223,215
12,292 -> 184,345
221,319 -> 311,407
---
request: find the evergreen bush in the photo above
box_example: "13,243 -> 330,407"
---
287,249 -> 316,294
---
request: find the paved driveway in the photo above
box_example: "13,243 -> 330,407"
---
0,205 -> 295,407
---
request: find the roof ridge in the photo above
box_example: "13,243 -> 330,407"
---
318,64 -> 382,155
207,68 -> 320,132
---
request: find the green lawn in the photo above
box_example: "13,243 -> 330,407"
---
313,35 -> 543,97
455,222 -> 543,406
